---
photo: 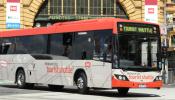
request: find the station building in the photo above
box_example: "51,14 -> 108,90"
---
0,0 -> 165,30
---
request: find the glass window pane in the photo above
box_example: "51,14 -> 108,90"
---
35,0 -> 129,21
15,35 -> 47,54
77,0 -> 88,15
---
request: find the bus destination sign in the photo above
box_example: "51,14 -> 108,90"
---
117,22 -> 159,34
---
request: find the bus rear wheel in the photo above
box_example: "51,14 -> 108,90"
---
118,88 -> 129,96
16,69 -> 27,88
76,72 -> 89,94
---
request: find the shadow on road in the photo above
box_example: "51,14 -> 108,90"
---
0,84 -> 160,98
88,90 -> 160,98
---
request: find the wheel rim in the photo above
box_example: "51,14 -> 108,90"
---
17,73 -> 24,86
77,77 -> 84,89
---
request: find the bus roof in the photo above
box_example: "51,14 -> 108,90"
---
0,18 -> 159,38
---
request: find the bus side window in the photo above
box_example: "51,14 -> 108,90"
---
72,32 -> 93,60
0,38 -> 16,54
0,43 -> 12,54
81,51 -> 87,59
0,44 -> 2,54
63,33 -> 72,57
93,30 -> 112,62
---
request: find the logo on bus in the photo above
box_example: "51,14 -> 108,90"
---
45,62 -> 73,73
85,62 -> 91,68
126,72 -> 154,81
128,75 -> 154,80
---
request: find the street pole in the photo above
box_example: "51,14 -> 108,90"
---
162,0 -> 168,84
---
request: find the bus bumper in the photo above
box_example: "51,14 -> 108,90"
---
112,77 -> 162,89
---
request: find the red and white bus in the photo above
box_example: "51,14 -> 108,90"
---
0,18 -> 162,95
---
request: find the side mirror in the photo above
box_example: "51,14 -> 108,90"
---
158,61 -> 162,70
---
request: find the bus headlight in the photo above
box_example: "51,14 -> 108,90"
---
118,75 -> 123,80
114,74 -> 129,81
154,76 -> 162,81
159,76 -> 162,80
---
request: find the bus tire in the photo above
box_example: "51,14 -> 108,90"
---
118,88 -> 129,96
48,85 -> 64,91
16,69 -> 27,89
76,72 -> 89,94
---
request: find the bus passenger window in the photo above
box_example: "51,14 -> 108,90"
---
81,51 -> 87,59
63,45 -> 72,56
72,32 -> 93,60
63,33 -> 72,57
0,44 -> 2,54
93,30 -> 112,62
1,43 -> 12,54
63,34 -> 72,46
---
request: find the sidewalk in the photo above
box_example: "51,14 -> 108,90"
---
0,80 -> 14,85
163,83 -> 175,88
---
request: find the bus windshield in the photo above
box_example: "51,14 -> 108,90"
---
114,33 -> 161,70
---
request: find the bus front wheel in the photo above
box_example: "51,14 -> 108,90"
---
76,72 -> 89,94
118,88 -> 129,96
16,69 -> 27,88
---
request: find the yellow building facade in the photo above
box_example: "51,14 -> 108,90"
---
0,0 -> 165,31
166,0 -> 175,50
0,0 -> 45,31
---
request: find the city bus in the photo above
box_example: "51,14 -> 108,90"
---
0,18 -> 162,95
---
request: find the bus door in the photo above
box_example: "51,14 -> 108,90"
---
89,30 -> 112,88
141,40 -> 158,67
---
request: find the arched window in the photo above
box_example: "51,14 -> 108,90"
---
50,0 -> 62,15
35,0 -> 128,23
37,0 -> 48,16
90,0 -> 101,15
116,1 -> 128,18
63,0 -> 74,14
77,0 -> 88,15
103,0 -> 114,15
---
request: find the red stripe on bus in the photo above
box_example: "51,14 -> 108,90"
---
112,76 -> 162,88
0,18 -> 159,38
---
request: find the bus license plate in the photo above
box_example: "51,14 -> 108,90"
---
139,84 -> 146,88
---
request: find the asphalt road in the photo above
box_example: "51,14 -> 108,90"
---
0,84 -> 174,100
